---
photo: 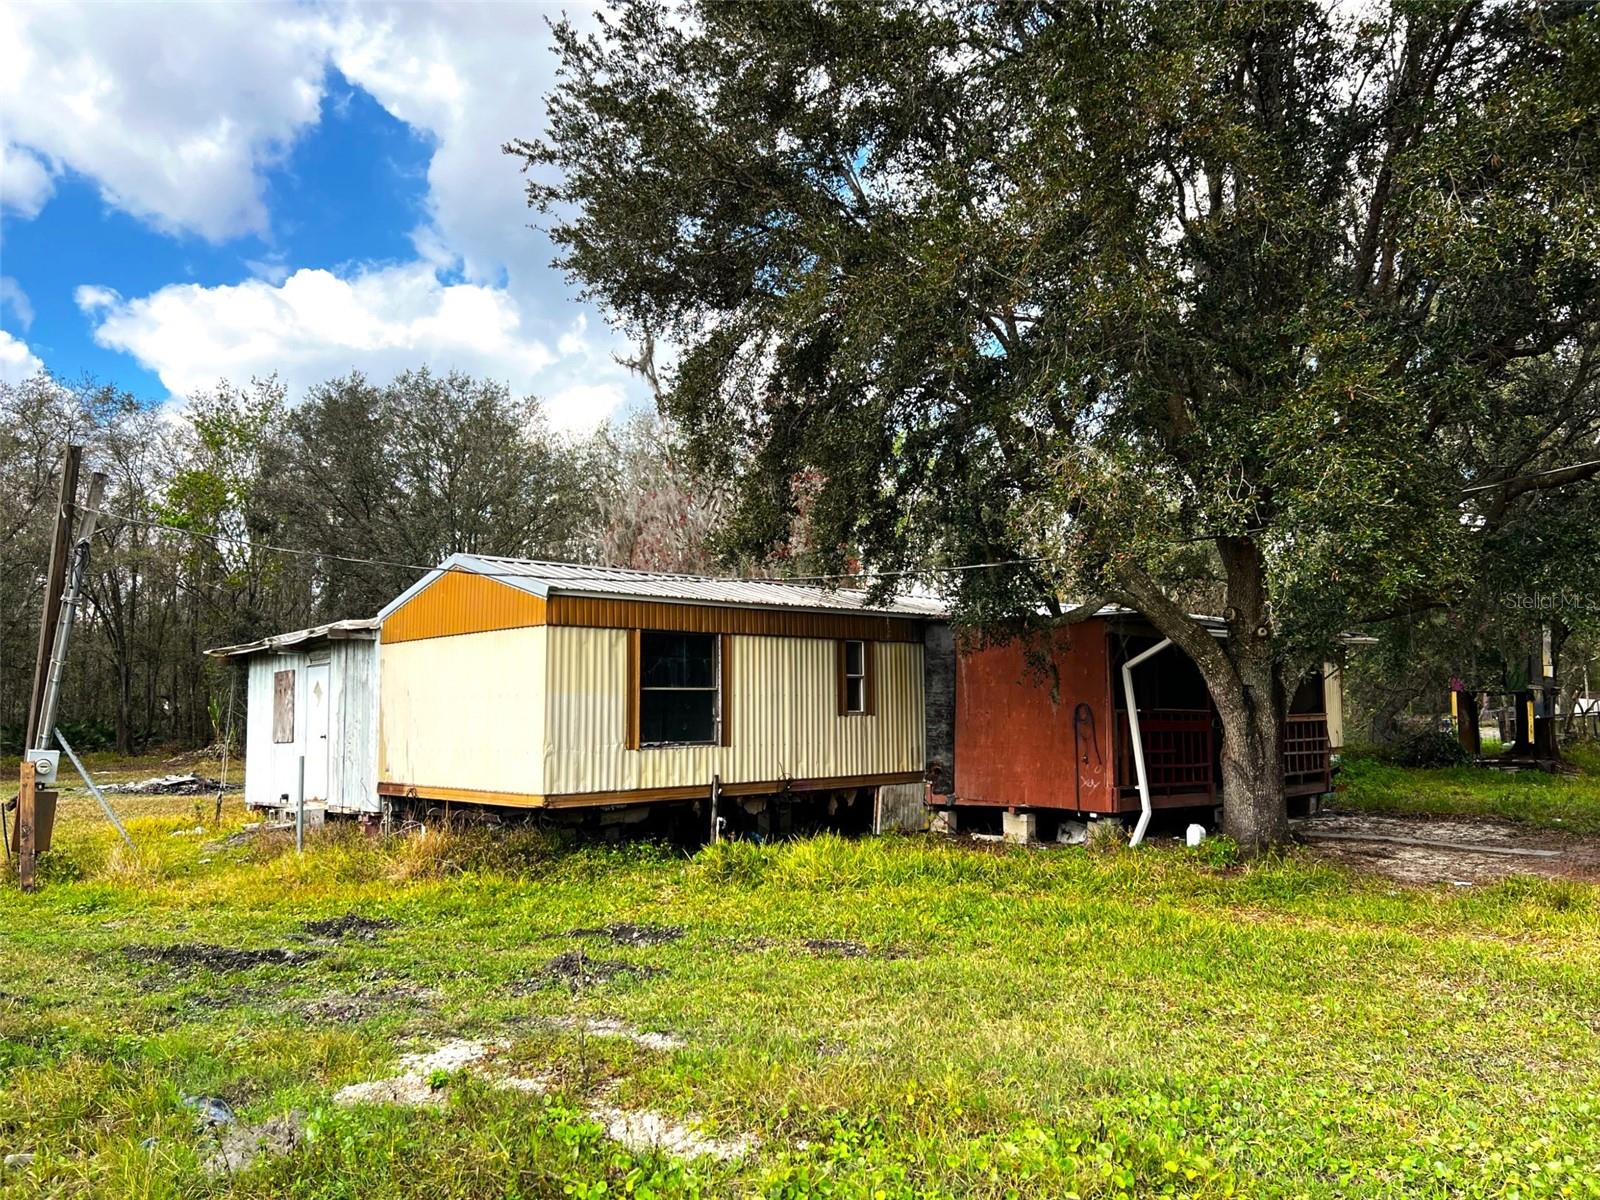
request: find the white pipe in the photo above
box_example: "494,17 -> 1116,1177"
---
1121,638 -> 1173,847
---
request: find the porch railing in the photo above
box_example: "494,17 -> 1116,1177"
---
1114,708 -> 1216,801
1113,710 -> 1333,801
1282,713 -> 1332,794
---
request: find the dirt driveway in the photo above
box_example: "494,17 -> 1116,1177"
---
1294,810 -> 1600,885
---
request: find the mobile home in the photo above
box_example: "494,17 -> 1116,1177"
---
375,556 -> 942,831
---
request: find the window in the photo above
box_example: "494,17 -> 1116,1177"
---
638,630 -> 720,745
838,639 -> 872,715
272,669 -> 295,743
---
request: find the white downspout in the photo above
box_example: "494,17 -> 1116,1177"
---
1121,638 -> 1173,847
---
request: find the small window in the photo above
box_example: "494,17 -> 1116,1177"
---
839,639 -> 870,715
639,631 -> 719,745
272,669 -> 295,743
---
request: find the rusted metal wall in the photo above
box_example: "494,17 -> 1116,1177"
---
952,621 -> 1116,812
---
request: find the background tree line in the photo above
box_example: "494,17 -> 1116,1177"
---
1,368 -> 725,755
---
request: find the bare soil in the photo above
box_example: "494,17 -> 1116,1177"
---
123,943 -> 321,972
512,948 -> 665,992
565,922 -> 684,947
1295,810 -> 1600,884
301,913 -> 396,940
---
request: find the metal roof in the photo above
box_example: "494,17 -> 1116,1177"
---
206,618 -> 380,658
377,554 -> 947,620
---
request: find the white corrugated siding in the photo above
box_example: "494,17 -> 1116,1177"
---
378,626 -> 547,796
328,639 -> 379,814
542,627 -> 924,796
242,640 -> 379,813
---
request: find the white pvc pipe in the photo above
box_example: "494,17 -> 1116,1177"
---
1121,638 -> 1173,847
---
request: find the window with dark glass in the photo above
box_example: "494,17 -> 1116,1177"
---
842,639 -> 867,714
639,630 -> 719,745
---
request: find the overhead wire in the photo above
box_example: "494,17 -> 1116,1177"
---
79,506 -> 1042,587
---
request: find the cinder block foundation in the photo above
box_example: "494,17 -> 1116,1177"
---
929,808 -> 958,835
1002,809 -> 1037,845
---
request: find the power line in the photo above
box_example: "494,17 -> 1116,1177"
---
1460,457 -> 1600,495
81,506 -> 1042,588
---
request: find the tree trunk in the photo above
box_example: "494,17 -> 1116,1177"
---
1116,536 -> 1293,850
1216,695 -> 1288,849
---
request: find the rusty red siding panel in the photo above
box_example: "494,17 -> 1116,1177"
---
952,620 -> 1116,811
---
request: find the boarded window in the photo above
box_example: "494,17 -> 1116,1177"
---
838,639 -> 873,716
638,631 -> 719,745
273,669 -> 295,743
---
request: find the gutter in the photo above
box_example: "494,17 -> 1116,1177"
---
1120,638 -> 1173,847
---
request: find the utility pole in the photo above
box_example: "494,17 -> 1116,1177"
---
25,446 -> 81,750
16,468 -> 106,892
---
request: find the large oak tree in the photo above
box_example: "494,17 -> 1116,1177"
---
518,0 -> 1600,846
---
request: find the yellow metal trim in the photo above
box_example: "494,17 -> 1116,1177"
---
382,572 -> 548,644
377,771 -> 924,811
548,595 -> 923,642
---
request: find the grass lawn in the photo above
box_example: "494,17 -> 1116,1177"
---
2,768 -> 1598,1198
1338,741 -> 1600,835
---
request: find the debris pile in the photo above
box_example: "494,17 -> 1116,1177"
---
104,774 -> 221,795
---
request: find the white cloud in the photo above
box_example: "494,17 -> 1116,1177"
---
0,329 -> 45,384
0,2 -> 330,241
0,277 -> 34,330
10,0 -> 642,427
79,265 -> 630,431
0,143 -> 55,217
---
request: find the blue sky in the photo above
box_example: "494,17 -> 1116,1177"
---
0,2 -> 638,431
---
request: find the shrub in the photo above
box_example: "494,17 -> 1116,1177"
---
1392,728 -> 1471,769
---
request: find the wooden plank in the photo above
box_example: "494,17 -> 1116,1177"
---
16,761 -> 36,892
625,629 -> 641,750
718,632 -> 732,747
1300,831 -> 1562,858
272,670 -> 295,743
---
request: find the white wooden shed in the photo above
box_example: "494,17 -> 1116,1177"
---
207,618 -> 381,816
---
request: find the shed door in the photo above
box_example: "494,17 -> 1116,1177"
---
304,662 -> 331,803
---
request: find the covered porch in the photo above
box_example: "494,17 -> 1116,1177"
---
1110,632 -> 1334,810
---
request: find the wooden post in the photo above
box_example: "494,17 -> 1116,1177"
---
16,761 -> 37,892
25,446 -> 81,751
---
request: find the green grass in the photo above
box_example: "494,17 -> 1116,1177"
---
1338,741 -> 1600,834
2,773 -> 1598,1198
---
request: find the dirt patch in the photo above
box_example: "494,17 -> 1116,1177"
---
301,913 -> 396,941
1296,811 -> 1600,885
549,1016 -> 686,1051
592,1104 -> 756,1161
124,944 -> 320,972
335,1039 -> 502,1108
512,949 -> 664,993
300,984 -> 434,1023
203,1110 -> 305,1176
801,938 -> 909,960
566,922 -> 684,947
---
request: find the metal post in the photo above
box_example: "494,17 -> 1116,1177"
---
55,728 -> 134,852
296,756 -> 306,853
709,774 -> 721,845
